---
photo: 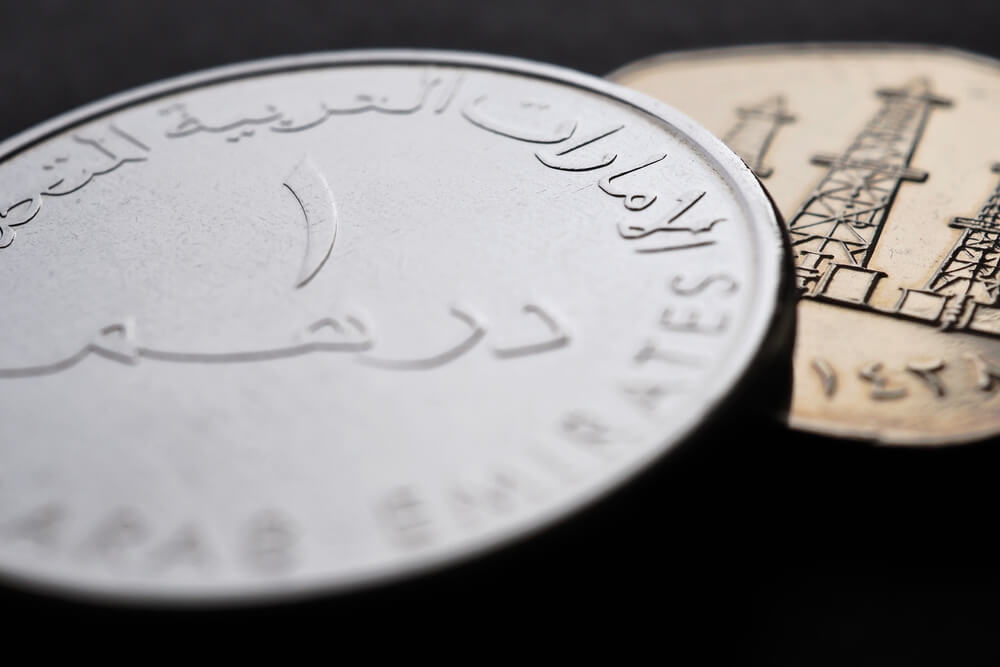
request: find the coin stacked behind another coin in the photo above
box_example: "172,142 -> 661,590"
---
612,44 -> 1000,446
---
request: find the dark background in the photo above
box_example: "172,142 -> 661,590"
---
2,1 -> 1000,661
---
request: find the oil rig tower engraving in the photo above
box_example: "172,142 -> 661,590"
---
894,163 -> 1000,336
786,78 -> 951,298
722,95 -> 795,179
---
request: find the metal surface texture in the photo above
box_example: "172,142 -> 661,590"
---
0,50 -> 788,602
612,44 -> 1000,445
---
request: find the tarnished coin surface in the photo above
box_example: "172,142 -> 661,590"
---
0,51 -> 788,602
613,44 -> 1000,445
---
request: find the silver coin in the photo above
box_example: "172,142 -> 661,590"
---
0,50 -> 790,603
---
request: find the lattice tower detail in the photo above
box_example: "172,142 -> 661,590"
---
786,78 -> 951,293
721,95 -> 794,179
925,163 -> 1000,329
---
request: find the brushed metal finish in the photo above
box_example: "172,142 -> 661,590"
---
0,50 -> 788,602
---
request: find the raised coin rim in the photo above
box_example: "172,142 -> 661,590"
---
0,49 -> 789,604
609,42 -> 1000,446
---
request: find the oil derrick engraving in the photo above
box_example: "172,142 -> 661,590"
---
787,78 -> 950,298
895,164 -> 1000,336
722,95 -> 794,179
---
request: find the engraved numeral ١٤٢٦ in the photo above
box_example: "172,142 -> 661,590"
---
810,353 -> 1000,400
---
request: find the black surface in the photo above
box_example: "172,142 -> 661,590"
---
2,0 -> 1000,661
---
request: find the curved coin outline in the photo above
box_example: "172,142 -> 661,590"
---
0,50 -> 789,604
610,43 -> 1000,446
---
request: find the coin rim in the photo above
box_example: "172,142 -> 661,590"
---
609,42 -> 1000,446
0,49 -> 789,605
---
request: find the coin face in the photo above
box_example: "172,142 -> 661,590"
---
0,51 -> 787,602
612,44 -> 1000,445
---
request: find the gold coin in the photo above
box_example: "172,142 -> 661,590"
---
611,45 -> 1000,445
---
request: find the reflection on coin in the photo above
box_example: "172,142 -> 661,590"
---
0,50 -> 789,602
613,44 -> 1000,445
